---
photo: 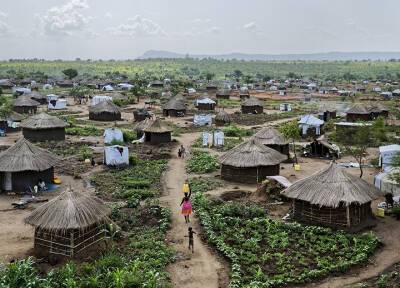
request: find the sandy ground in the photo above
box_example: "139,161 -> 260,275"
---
162,132 -> 228,288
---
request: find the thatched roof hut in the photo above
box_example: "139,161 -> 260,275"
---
241,97 -> 263,114
134,117 -> 154,139
21,113 -> 68,141
0,112 -> 25,132
318,104 -> 337,121
253,127 -> 289,156
0,79 -> 15,89
89,100 -> 121,121
216,89 -> 231,99
163,98 -> 186,117
219,138 -> 286,183
143,118 -> 172,144
0,138 -> 59,191
28,91 -> 47,105
281,163 -> 382,229
25,189 -> 111,259
215,110 -> 231,126
13,96 -> 40,114
346,104 -> 389,122
133,108 -> 151,122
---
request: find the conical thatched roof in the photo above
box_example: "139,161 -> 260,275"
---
134,117 -> 154,131
217,89 -> 231,96
25,189 -> 111,232
242,97 -> 262,107
13,96 -> 40,107
254,127 -> 288,146
143,118 -> 172,133
7,111 -> 25,122
163,97 -> 186,110
281,163 -> 382,207
0,138 -> 59,172
21,113 -> 67,130
215,110 -> 231,123
89,100 -> 121,115
28,91 -> 46,101
219,138 -> 286,167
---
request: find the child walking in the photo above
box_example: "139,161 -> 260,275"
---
185,227 -> 196,253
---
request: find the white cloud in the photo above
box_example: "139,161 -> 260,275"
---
210,26 -> 222,34
105,12 -> 113,19
108,15 -> 166,37
191,18 -> 211,24
243,22 -> 257,30
36,0 -> 92,36
0,10 -> 10,36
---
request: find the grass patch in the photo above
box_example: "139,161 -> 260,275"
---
186,150 -> 219,174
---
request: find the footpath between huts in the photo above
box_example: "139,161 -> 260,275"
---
161,132 -> 228,288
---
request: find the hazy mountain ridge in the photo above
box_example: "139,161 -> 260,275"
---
138,50 -> 400,61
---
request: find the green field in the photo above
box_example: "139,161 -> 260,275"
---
1,59 -> 400,81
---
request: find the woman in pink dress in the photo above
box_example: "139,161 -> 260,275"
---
180,191 -> 193,223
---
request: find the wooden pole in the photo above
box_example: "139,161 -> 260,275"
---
70,232 -> 74,257
346,206 -> 351,227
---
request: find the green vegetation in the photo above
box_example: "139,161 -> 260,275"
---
188,177 -> 223,194
62,68 -> 78,79
193,192 -> 380,288
218,99 -> 241,108
222,124 -> 254,137
280,121 -> 301,164
186,150 -> 219,174
65,125 -> 103,137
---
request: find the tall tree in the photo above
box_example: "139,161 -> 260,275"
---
62,69 -> 78,79
280,121 -> 301,164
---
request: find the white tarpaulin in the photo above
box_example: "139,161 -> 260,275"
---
13,87 -> 31,94
104,128 -> 124,144
379,144 -> 400,171
104,145 -> 129,167
374,169 -> 400,196
48,99 -> 67,110
214,130 -> 224,146
102,85 -> 114,91
195,98 -> 216,105
194,114 -> 212,126
280,103 -> 292,111
202,132 -> 210,147
118,83 -> 133,90
47,94 -> 58,102
91,95 -> 113,106
299,115 -> 324,136
43,84 -> 53,90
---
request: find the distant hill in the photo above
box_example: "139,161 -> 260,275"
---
138,50 -> 400,61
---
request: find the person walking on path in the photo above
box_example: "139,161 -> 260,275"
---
180,145 -> 186,158
180,191 -> 192,223
185,227 -> 196,253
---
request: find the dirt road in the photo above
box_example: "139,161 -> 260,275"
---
163,133 -> 227,288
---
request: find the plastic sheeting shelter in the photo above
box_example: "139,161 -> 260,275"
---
379,144 -> 400,171
118,83 -> 133,90
46,94 -> 58,102
202,131 -> 224,147
374,169 -> 400,196
194,114 -> 212,126
104,128 -> 124,144
101,85 -> 114,91
48,99 -> 67,110
104,146 -> 129,167
298,115 -> 324,136
91,95 -> 113,106
280,103 -> 292,111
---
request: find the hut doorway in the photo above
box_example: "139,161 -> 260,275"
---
3,172 -> 11,191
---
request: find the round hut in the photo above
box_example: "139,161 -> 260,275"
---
143,118 -> 172,144
25,189 -> 111,259
196,96 -> 216,111
0,138 -> 59,192
21,113 -> 68,141
89,100 -> 121,121
241,97 -> 263,114
216,89 -> 231,100
28,91 -> 47,105
281,163 -> 382,230
345,104 -> 370,122
219,138 -> 286,183
163,98 -> 186,117
13,96 -> 40,114
2,111 -> 25,132
133,108 -> 151,122
134,118 -> 154,139
253,127 -> 289,156
214,110 -> 231,126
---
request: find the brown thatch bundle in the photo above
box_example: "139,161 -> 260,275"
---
13,96 -> 40,107
219,138 -> 286,167
253,127 -> 288,146
89,100 -> 121,115
25,189 -> 111,232
163,97 -> 186,110
0,138 -> 59,172
242,97 -> 262,107
20,113 -> 67,130
143,118 -> 172,133
215,110 -> 231,123
281,163 -> 382,208
134,117 -> 154,131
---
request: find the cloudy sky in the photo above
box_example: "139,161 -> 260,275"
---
0,0 -> 399,59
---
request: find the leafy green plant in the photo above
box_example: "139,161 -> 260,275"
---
186,150 -> 219,174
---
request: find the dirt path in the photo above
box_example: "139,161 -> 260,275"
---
308,216 -> 400,288
162,132 -> 227,288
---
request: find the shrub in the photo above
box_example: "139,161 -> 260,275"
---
122,130 -> 136,142
186,150 -> 219,174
